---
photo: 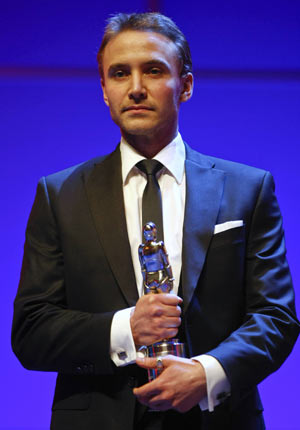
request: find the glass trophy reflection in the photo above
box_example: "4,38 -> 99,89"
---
138,222 -> 185,380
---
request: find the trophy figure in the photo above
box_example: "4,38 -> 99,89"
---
138,222 -> 185,380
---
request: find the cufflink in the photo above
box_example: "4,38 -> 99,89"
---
118,351 -> 128,360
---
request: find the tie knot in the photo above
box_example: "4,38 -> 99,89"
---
136,159 -> 163,177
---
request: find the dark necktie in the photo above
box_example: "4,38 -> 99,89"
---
136,159 -> 164,242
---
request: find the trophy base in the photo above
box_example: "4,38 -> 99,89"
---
139,339 -> 185,381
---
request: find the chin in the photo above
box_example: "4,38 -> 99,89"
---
121,123 -> 157,136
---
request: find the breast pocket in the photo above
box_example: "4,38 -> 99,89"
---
198,225 -> 247,312
209,224 -> 245,250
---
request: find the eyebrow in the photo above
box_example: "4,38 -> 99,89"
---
143,60 -> 170,70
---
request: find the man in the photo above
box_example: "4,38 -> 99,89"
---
12,12 -> 299,430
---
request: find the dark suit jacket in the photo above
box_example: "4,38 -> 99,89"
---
12,144 -> 299,430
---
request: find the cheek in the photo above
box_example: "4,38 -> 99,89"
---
159,81 -> 182,108
159,90 -> 181,112
104,85 -> 125,108
104,92 -> 120,121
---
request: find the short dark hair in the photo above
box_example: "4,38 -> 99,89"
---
97,12 -> 192,78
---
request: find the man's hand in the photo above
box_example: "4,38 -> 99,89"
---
133,355 -> 207,412
130,294 -> 182,346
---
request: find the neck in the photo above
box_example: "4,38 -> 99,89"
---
121,128 -> 178,158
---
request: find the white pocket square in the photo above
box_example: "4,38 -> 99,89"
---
214,220 -> 243,235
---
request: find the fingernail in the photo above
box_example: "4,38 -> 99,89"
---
137,351 -> 146,359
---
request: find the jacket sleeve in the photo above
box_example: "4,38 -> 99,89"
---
12,177 -> 116,376
207,171 -> 300,408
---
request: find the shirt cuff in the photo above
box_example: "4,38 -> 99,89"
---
193,354 -> 231,412
110,307 -> 137,366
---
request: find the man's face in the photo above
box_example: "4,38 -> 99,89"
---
100,30 -> 192,142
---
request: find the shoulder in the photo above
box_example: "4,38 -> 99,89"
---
185,143 -> 272,186
38,144 -> 121,193
43,155 -> 107,188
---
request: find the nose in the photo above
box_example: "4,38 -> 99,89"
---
128,71 -> 146,102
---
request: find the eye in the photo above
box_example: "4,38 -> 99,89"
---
114,70 -> 126,78
148,68 -> 162,75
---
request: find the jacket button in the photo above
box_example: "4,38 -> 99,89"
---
128,376 -> 136,388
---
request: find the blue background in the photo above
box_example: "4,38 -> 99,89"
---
1,1 -> 299,429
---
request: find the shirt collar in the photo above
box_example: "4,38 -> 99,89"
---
120,132 -> 186,185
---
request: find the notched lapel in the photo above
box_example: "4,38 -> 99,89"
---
182,149 -> 225,312
82,147 -> 138,307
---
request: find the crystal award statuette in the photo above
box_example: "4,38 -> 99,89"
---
138,222 -> 185,380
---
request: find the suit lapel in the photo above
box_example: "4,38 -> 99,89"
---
81,143 -> 225,311
182,146 -> 225,312
82,146 -> 138,307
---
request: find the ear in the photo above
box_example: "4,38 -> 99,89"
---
179,73 -> 193,103
101,78 -> 110,106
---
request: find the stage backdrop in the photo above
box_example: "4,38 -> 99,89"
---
1,1 -> 299,429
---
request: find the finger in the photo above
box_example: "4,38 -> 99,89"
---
134,385 -> 173,411
164,327 -> 179,338
139,397 -> 171,411
147,396 -> 172,411
155,294 -> 183,306
160,305 -> 182,317
158,327 -> 179,341
135,357 -> 158,370
150,307 -> 181,321
133,379 -> 160,397
136,355 -> 175,370
158,316 -> 181,327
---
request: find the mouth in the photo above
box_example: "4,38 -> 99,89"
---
122,105 -> 154,113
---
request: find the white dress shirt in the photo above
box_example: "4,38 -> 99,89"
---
110,133 -> 230,411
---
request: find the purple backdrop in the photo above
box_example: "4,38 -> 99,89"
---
1,1 -> 299,429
